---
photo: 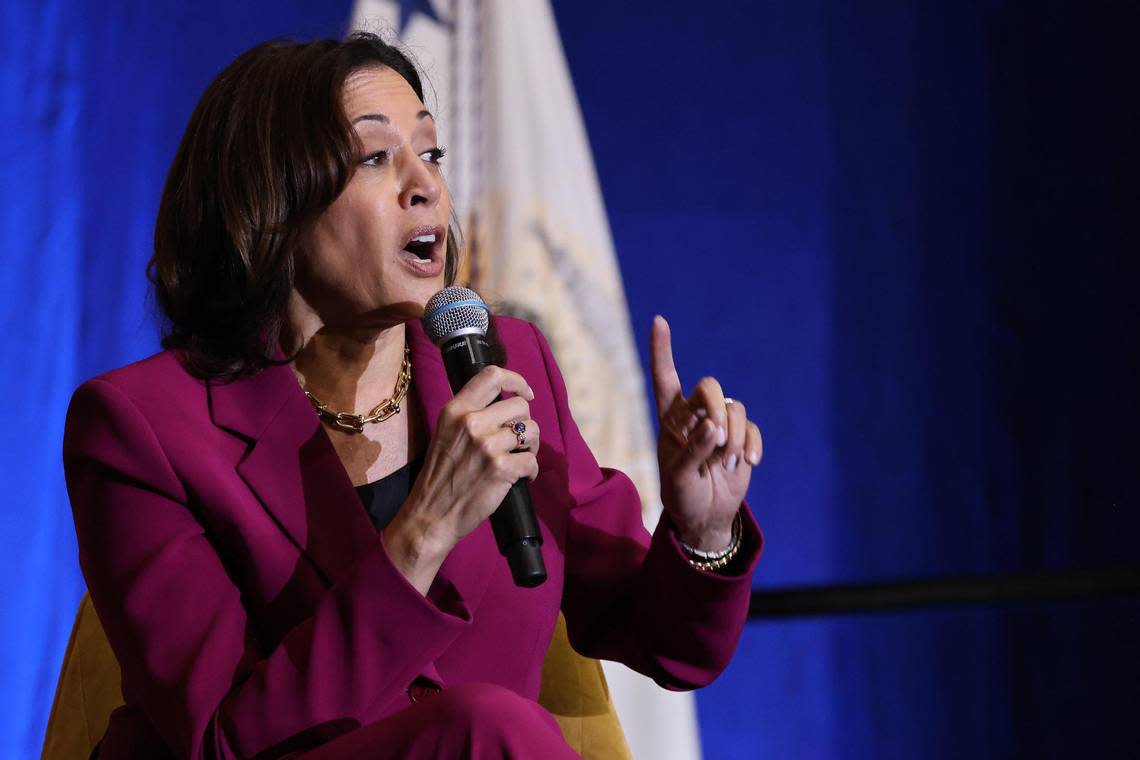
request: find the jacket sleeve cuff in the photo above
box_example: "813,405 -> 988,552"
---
655,502 -> 763,582
366,533 -> 473,629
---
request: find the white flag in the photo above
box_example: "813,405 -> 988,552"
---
350,3 -> 702,758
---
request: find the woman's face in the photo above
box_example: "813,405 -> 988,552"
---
298,65 -> 451,329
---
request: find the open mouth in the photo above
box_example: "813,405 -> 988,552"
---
400,225 -> 444,265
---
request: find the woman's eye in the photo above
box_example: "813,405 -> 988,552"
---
420,146 -> 447,164
361,150 -> 390,167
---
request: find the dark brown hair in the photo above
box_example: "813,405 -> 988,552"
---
149,33 -> 459,378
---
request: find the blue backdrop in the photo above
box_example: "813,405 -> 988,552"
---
3,1 -> 1137,757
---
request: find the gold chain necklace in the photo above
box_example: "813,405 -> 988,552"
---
303,346 -> 412,434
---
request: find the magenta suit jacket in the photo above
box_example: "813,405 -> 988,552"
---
63,316 -> 762,759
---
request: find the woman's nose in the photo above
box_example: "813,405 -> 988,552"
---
397,149 -> 441,209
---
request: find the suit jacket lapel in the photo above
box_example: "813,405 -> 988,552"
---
207,321 -> 501,610
405,319 -> 450,434
208,359 -> 376,586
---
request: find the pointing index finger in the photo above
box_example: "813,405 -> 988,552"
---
650,315 -> 683,417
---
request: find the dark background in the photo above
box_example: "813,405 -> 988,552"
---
551,2 -> 1140,756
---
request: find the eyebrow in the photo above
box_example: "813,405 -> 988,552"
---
352,110 -> 434,125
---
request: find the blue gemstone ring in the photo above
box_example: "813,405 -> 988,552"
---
507,420 -> 527,448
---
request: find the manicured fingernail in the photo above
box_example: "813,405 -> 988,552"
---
716,426 -> 727,447
748,450 -> 760,465
695,408 -> 707,418
726,454 -> 738,471
526,386 -> 534,400
700,420 -> 715,440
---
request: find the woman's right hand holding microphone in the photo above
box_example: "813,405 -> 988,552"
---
382,365 -> 541,595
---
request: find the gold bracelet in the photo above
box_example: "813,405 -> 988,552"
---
680,511 -> 743,571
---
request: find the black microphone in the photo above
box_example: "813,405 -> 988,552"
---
422,286 -> 547,588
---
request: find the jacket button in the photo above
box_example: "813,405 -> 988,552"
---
407,677 -> 441,703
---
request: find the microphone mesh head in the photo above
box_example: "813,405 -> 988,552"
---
422,286 -> 490,344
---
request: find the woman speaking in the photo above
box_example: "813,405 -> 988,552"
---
63,33 -> 764,759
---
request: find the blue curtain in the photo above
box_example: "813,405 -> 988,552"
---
4,1 -> 1137,758
554,1 -> 1139,757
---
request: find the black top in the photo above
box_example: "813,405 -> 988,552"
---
355,457 -> 423,532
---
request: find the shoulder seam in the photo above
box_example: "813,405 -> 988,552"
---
84,378 -> 188,503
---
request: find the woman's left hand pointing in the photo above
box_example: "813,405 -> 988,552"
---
650,315 -> 763,551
